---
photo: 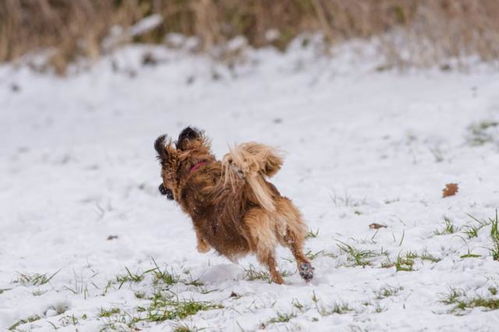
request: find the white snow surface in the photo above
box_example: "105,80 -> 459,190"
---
1,42 -> 499,331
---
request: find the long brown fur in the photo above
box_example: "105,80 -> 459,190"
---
155,127 -> 313,284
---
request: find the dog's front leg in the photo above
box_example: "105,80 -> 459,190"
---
195,227 -> 211,253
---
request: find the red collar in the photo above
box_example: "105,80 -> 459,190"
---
190,161 -> 208,173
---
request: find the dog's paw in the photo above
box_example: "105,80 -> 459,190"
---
298,262 -> 314,282
197,243 -> 211,253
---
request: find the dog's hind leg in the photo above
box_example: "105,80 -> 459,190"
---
261,250 -> 284,284
290,240 -> 314,282
244,208 -> 284,284
286,232 -> 313,282
276,198 -> 314,282
194,227 -> 211,253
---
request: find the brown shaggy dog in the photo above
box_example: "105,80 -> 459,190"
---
154,127 -> 313,284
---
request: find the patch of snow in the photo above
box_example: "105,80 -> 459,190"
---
0,41 -> 498,331
129,14 -> 163,37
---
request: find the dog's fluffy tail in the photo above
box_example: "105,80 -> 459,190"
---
222,142 -> 283,212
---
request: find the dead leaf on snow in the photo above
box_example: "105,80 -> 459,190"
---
369,223 -> 387,229
442,183 -> 459,198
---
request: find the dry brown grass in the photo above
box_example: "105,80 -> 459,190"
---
1,0 -> 499,73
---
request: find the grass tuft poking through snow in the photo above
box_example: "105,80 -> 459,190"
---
337,242 -> 378,267
305,228 -> 320,239
8,315 -> 41,331
13,270 -> 60,286
268,312 -> 297,324
442,288 -> 499,313
375,286 -> 403,299
116,267 -> 145,288
490,211 -> 499,261
99,308 -> 121,318
434,216 -> 458,235
394,255 -> 415,272
139,293 -> 223,322
466,120 -> 499,146
243,264 -> 292,282
173,324 -> 198,332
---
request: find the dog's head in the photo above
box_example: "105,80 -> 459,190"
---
154,127 -> 214,201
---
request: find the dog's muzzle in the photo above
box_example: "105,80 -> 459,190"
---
159,184 -> 174,200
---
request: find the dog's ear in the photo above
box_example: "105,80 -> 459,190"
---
154,135 -> 169,162
176,127 -> 203,150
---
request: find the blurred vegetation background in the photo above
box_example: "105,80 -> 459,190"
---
1,0 -> 499,74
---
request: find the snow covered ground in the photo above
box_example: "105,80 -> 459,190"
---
1,41 -> 499,331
